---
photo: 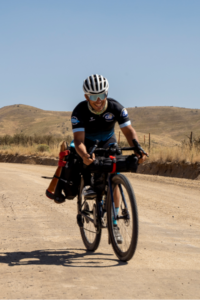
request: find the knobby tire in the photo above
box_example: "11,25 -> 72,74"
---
107,174 -> 139,261
78,177 -> 102,251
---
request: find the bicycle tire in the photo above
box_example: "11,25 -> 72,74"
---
77,177 -> 102,251
107,174 -> 138,261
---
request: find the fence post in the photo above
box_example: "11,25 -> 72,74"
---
149,133 -> 150,152
190,131 -> 193,148
118,131 -> 120,143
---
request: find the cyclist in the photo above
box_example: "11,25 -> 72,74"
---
71,74 -> 147,243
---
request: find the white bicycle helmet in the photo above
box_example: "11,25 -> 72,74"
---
83,74 -> 109,94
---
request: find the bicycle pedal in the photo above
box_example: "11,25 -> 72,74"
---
82,209 -> 90,215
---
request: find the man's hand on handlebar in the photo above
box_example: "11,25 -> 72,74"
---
82,153 -> 95,165
132,139 -> 149,164
137,152 -> 148,164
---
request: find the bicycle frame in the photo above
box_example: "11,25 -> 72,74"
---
79,173 -> 130,226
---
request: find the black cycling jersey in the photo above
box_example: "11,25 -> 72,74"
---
71,98 -> 131,142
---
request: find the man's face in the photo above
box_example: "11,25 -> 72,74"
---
85,94 -> 107,112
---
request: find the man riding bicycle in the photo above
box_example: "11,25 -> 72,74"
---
71,74 -> 147,243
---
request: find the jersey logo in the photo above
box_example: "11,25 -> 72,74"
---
121,108 -> 128,118
89,117 -> 95,122
103,112 -> 114,121
71,116 -> 80,125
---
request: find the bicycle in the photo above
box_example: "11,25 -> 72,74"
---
76,142 -> 141,262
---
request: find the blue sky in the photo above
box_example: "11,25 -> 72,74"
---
0,0 -> 200,111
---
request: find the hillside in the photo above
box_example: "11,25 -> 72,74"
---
127,106 -> 200,142
0,104 -> 71,137
0,104 -> 200,146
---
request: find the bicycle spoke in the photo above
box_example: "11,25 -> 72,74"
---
82,199 -> 97,243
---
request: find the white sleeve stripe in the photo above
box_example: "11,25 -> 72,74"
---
72,128 -> 85,133
119,120 -> 131,128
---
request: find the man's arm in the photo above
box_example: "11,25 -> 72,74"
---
73,131 -> 95,165
121,125 -> 148,163
120,125 -> 139,146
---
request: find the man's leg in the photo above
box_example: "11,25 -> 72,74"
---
113,186 -> 120,225
101,136 -> 121,226
113,185 -> 123,244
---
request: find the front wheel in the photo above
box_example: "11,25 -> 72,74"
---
107,174 -> 138,261
77,177 -> 102,251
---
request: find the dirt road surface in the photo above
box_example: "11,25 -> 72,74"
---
0,163 -> 200,299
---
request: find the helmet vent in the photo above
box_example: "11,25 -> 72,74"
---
83,74 -> 109,94
89,76 -> 94,91
85,80 -> 89,90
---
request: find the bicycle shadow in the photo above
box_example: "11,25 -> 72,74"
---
0,248 -> 127,268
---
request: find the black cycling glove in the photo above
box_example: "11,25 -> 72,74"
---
132,139 -> 148,158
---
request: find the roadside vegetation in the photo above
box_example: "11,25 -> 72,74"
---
0,134 -> 199,164
0,134 -> 73,158
147,142 -> 200,164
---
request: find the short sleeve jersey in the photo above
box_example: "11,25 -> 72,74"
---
71,98 -> 131,142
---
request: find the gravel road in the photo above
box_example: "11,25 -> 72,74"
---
0,163 -> 200,299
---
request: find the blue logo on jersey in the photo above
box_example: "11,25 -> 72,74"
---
121,108 -> 128,118
104,113 -> 114,121
71,116 -> 80,125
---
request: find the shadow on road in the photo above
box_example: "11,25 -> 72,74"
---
0,248 -> 127,267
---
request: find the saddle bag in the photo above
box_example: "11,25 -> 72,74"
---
59,150 -> 81,200
46,143 -> 81,203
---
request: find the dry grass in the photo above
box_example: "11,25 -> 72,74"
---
1,144 -> 200,164
147,145 -> 200,164
0,144 -> 61,158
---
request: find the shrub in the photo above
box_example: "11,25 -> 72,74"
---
1,134 -> 12,145
37,144 -> 50,152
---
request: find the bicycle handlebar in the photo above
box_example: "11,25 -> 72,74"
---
89,140 -> 149,158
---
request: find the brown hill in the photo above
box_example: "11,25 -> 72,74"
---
126,106 -> 200,146
0,104 -> 200,146
0,104 -> 71,137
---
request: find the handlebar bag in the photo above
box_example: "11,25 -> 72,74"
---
89,154 -> 138,173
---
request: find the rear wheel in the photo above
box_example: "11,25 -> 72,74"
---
107,174 -> 138,261
77,177 -> 101,251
